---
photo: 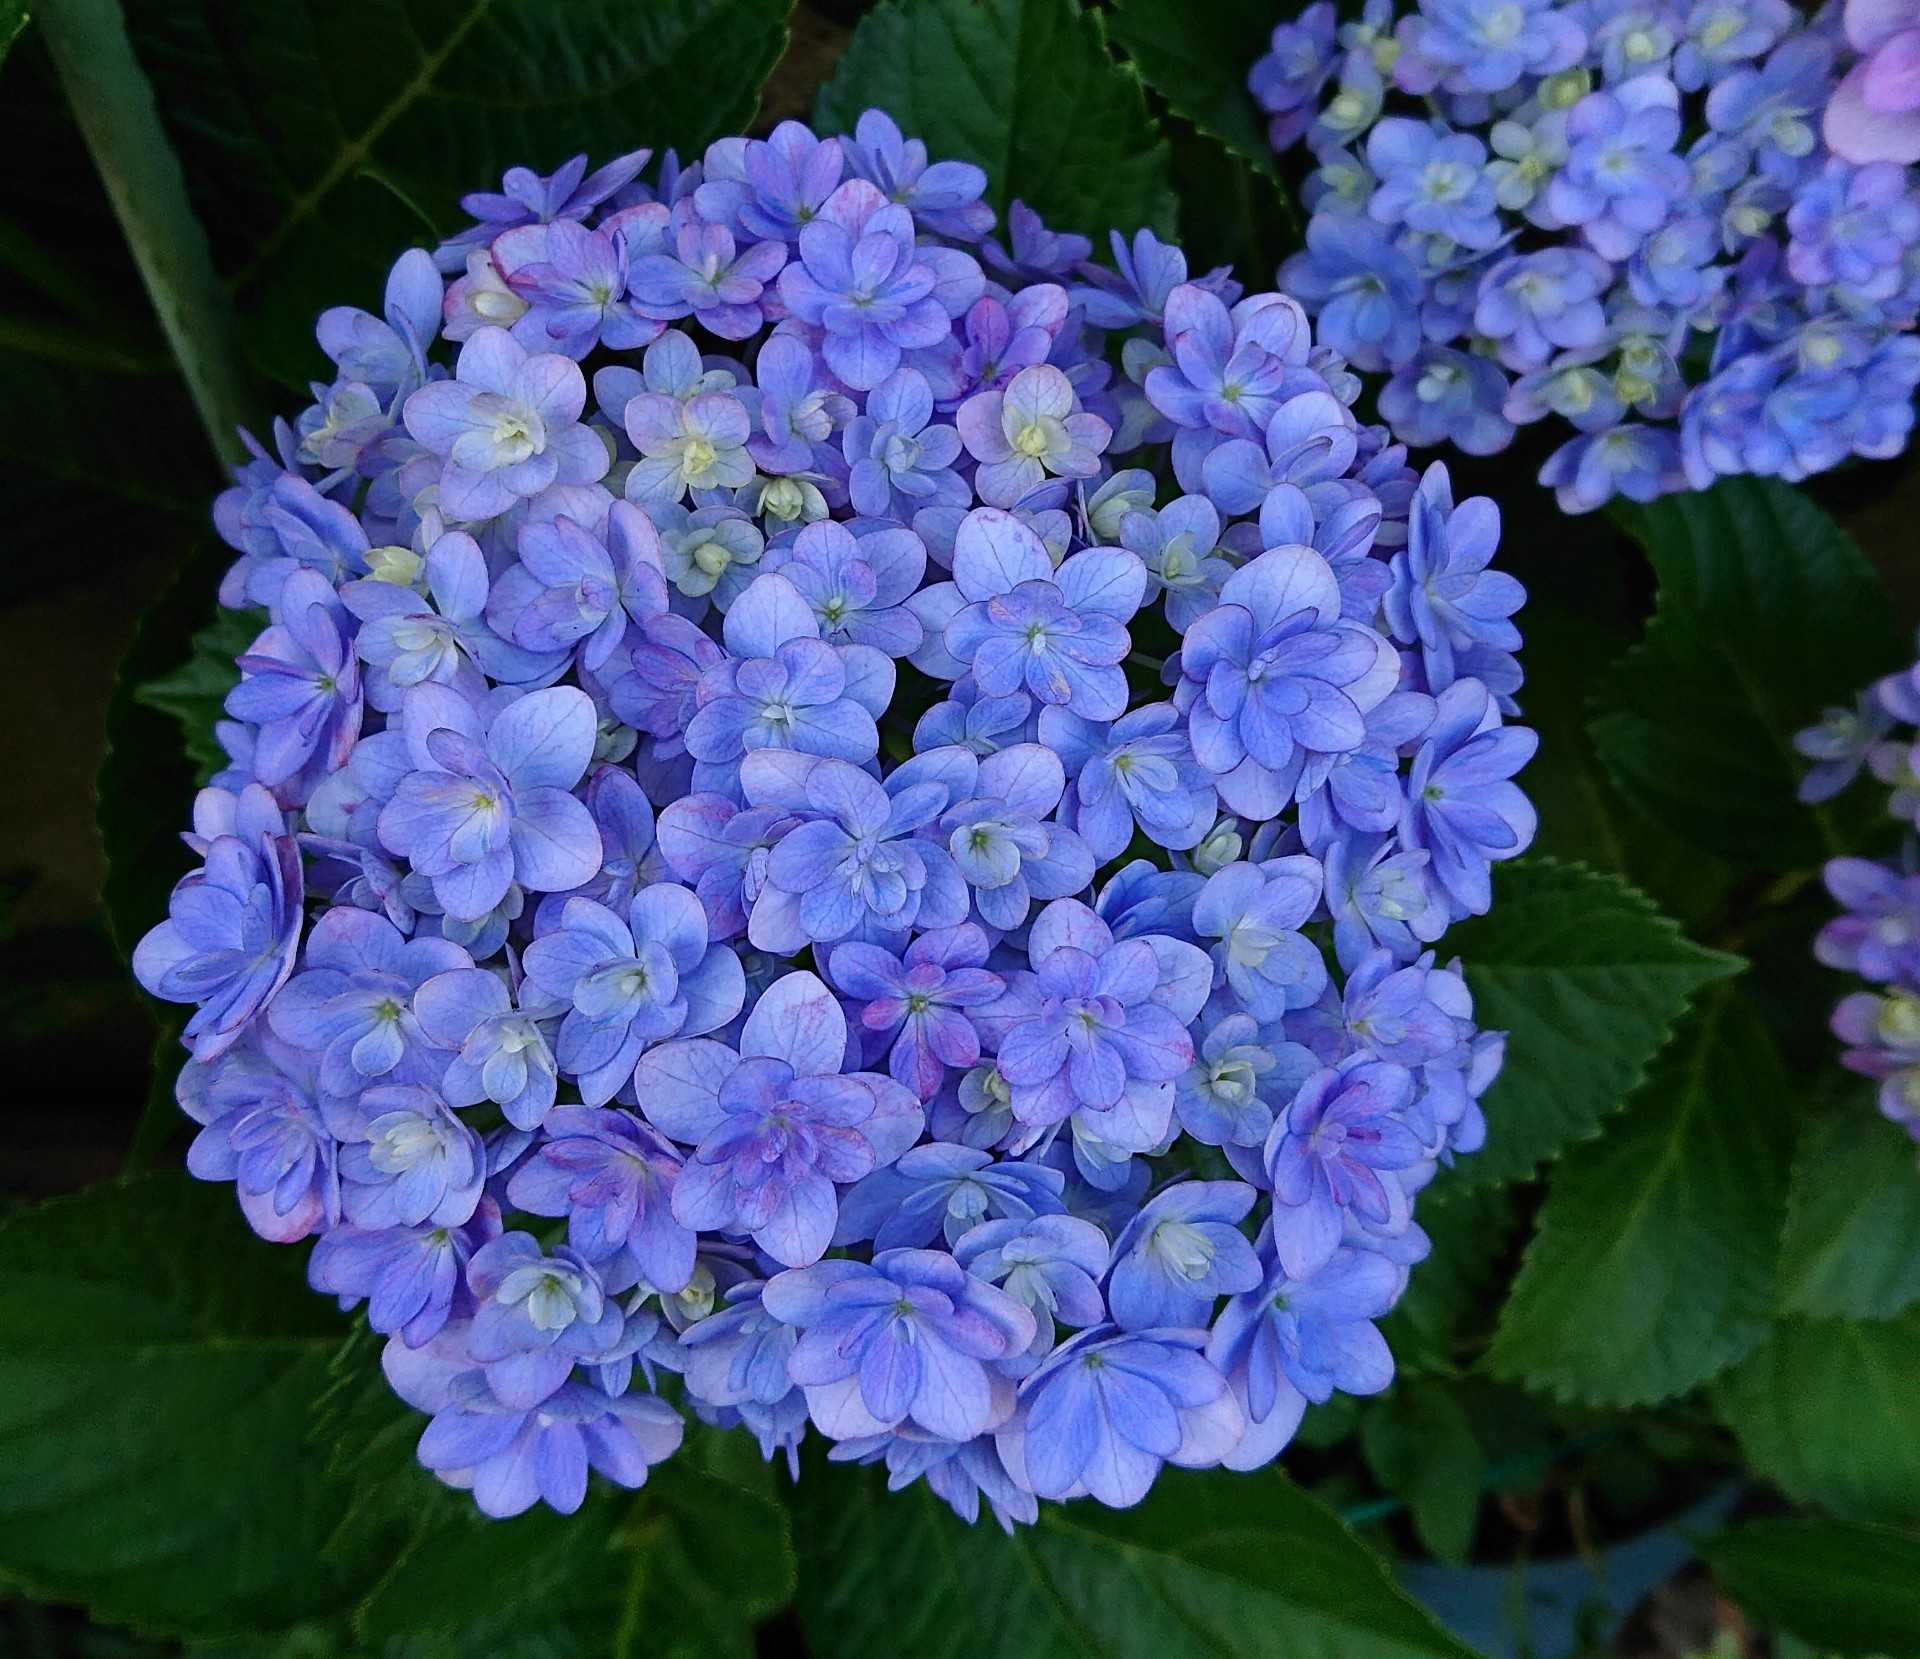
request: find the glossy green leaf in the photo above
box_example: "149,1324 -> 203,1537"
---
133,0 -> 795,384
795,1460 -> 1478,1659
815,0 -> 1175,242
1594,478 -> 1904,869
1107,0 -> 1295,240
1360,1384 -> 1483,1564
1445,859 -> 1745,1185
1778,1103 -> 1920,1322
352,1431 -> 794,1659
1700,1516 -> 1920,1658
0,1174 -> 356,1637
131,604 -> 259,783
1515,595 -> 1736,929
1,2 -> 29,68
1712,1313 -> 1920,1526
1487,988 -> 1790,1405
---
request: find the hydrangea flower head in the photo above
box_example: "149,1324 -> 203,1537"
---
133,120 -> 1529,1529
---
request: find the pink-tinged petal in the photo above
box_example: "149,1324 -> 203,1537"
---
741,969 -> 848,1074
951,508 -> 1053,602
634,1038 -> 738,1142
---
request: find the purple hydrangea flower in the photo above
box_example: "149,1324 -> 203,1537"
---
778,179 -> 971,390
1384,464 -> 1525,692
765,1247 -> 1034,1443
521,883 -> 745,1106
175,1033 -> 338,1242
403,327 -> 608,521
1041,703 -> 1219,862
413,966 -> 560,1130
309,1200 -> 498,1346
266,906 -> 470,1099
999,1326 -> 1241,1508
626,200 -> 787,341
464,1231 -> 628,1409
843,367 -> 966,517
745,755 -> 960,950
416,1374 -> 682,1519
1399,677 -> 1538,917
434,149 -> 651,270
1176,545 -> 1402,820
834,1141 -> 1066,1251
953,1212 -> 1111,1362
831,924 -> 1005,1100
1106,1180 -> 1264,1329
377,684 -> 603,921
1205,1242 -> 1398,1471
763,520 -> 928,655
1265,1061 -> 1423,1277
504,215 -> 666,356
134,785 -> 304,1062
957,365 -> 1112,507
682,574 -> 887,786
507,1105 -> 698,1294
487,503 -> 669,674
940,509 -> 1145,722
636,971 -> 925,1267
987,899 -> 1210,1142
1193,857 -> 1331,1021
336,1082 -> 486,1230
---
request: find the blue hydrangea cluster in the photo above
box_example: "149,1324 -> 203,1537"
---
1251,0 -> 1920,512
1800,637 -> 1920,1150
134,112 -> 1535,1529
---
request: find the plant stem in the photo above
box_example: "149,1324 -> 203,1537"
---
37,0 -> 256,468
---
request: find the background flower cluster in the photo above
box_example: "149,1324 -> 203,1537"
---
1802,633 -> 1920,1151
1251,0 -> 1920,511
129,109 -> 1535,1527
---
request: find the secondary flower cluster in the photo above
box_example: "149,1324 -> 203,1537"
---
1251,0 -> 1920,512
134,113 -> 1534,1529
1800,633 -> 1920,1149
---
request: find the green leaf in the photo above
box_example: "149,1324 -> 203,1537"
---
0,1173 -> 359,1638
1360,1383 -> 1483,1564
795,1460 -> 1478,1659
1444,859 -> 1745,1186
1377,1182 -> 1519,1376
1712,1313 -> 1920,1526
814,0 -> 1175,243
1593,478 -> 1904,869
132,0 -> 795,384
1779,1102 -> 1920,1323
1,2 -> 29,66
1486,987 -> 1790,1405
1700,1517 -> 1920,1658
1106,0 -> 1289,185
1515,595 -> 1736,930
352,1431 -> 794,1659
131,604 -> 260,783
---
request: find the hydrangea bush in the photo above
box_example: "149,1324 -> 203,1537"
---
1801,633 -> 1920,1147
1250,0 -> 1920,512
131,111 -> 1535,1529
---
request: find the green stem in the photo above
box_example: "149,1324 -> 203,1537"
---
37,0 -> 255,467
